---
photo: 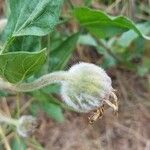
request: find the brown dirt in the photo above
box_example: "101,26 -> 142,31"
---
0,0 -> 4,17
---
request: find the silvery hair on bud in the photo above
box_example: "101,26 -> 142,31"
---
16,115 -> 37,137
61,62 -> 113,112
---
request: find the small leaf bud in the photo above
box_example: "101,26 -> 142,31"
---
16,115 -> 38,137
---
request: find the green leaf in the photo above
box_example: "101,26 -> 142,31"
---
3,0 -> 63,38
101,53 -> 117,69
137,57 -> 150,76
41,102 -> 64,122
38,33 -> 79,94
31,91 -> 64,122
0,90 -> 8,97
6,36 -> 41,52
49,33 -> 79,71
32,91 -> 59,104
0,49 -> 46,83
11,137 -> 26,150
117,22 -> 150,48
96,43 -> 117,68
78,34 -> 97,47
74,7 -> 150,39
31,102 -> 64,122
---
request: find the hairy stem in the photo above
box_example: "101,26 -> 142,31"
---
0,113 -> 18,126
0,71 -> 68,92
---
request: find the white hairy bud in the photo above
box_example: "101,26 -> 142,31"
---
61,62 -> 113,112
0,62 -> 117,113
0,114 -> 38,137
16,116 -> 38,137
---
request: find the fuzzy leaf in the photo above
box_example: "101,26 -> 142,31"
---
3,0 -> 63,38
0,49 -> 46,83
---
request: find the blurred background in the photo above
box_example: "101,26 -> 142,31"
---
0,0 -> 150,150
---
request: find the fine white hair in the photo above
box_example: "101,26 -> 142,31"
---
61,62 -> 113,112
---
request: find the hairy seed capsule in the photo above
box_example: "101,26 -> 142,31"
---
61,62 -> 113,112
16,116 -> 38,137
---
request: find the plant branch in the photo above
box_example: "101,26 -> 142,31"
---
0,126 -> 11,150
0,71 -> 68,92
0,113 -> 18,126
95,38 -> 122,62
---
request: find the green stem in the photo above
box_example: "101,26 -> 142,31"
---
95,38 -> 122,62
16,93 -> 20,118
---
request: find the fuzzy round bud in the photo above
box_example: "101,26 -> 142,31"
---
61,62 -> 113,112
16,116 -> 38,137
